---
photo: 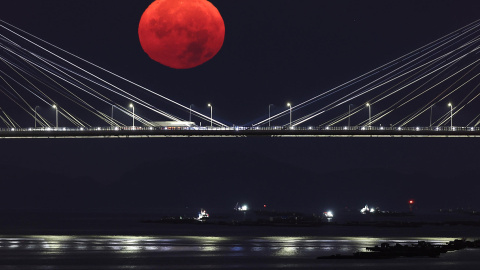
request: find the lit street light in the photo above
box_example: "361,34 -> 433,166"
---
429,104 -> 434,127
111,105 -> 115,127
287,103 -> 292,127
368,103 -> 371,128
448,103 -> 453,129
34,105 -> 39,128
208,103 -> 212,127
129,103 -> 135,127
189,104 -> 194,122
52,104 -> 58,128
348,104 -> 353,128
268,104 -> 273,127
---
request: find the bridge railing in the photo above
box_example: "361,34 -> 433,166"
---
0,126 -> 479,132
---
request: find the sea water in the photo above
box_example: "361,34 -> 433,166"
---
0,234 -> 479,269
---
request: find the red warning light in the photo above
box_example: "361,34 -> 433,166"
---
264,205 -> 267,208
409,200 -> 414,204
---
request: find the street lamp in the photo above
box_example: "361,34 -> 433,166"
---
287,103 -> 292,127
208,103 -> 212,127
448,103 -> 453,129
129,103 -> 135,127
368,104 -> 371,128
268,104 -> 273,127
52,104 -> 58,128
348,104 -> 353,128
34,105 -> 39,128
189,104 -> 194,122
111,105 -> 115,127
429,105 -> 434,127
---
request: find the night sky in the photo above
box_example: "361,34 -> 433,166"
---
1,0 -> 479,213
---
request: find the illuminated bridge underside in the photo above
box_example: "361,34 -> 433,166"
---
1,128 -> 480,138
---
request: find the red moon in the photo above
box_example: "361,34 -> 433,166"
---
138,0 -> 225,69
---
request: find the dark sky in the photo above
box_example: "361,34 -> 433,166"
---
0,0 -> 479,212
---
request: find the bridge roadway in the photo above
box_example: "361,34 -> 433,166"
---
1,126 -> 480,138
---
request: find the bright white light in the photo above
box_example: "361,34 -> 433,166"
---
197,209 -> 209,220
380,126 -> 384,130
114,127 -> 119,131
361,127 -> 365,130
471,127 -> 474,131
80,127 -> 85,131
10,128 -> 14,131
416,127 -> 420,131
324,211 -> 334,218
370,208 -> 375,213
308,126 -> 312,130
344,126 -> 348,130
398,127 -> 402,131
326,126 -> 330,130
240,205 -> 248,211
129,103 -> 134,108
360,205 -> 369,214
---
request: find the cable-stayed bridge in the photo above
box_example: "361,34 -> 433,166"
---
1,19 -> 480,138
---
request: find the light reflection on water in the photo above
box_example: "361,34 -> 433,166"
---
0,236 -> 478,269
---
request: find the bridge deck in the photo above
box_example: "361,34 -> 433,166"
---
1,127 -> 480,138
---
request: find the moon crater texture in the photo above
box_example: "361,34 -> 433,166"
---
138,0 -> 225,69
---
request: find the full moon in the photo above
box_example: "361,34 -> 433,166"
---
138,0 -> 225,69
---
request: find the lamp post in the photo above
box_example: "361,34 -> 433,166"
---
287,103 -> 292,127
448,103 -> 453,129
208,103 -> 212,127
52,104 -> 58,128
268,104 -> 273,127
129,103 -> 135,127
366,103 -> 371,128
111,105 -> 115,127
348,104 -> 353,128
189,104 -> 194,122
34,106 -> 39,128
429,105 -> 434,127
